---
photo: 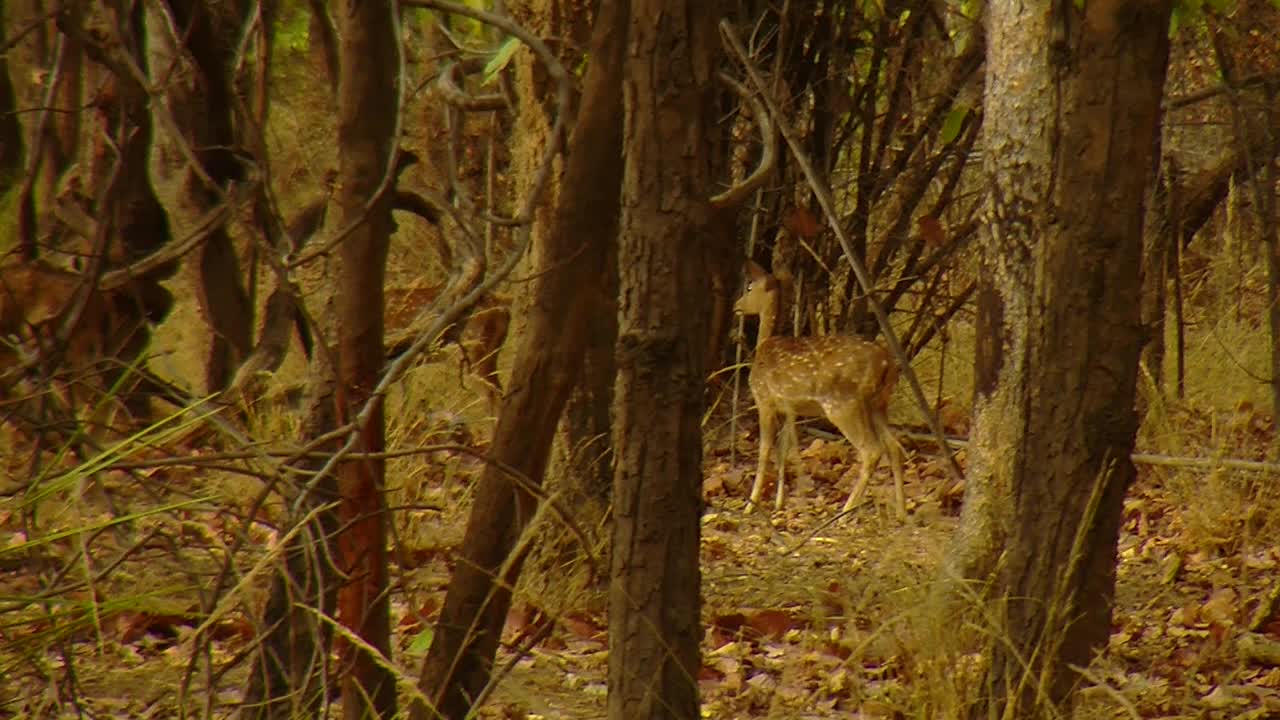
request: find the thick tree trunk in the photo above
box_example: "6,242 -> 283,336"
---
411,4 -> 627,718
0,2 -> 21,186
1140,165 -> 1174,391
552,286 -> 617,513
511,0 -> 618,597
608,2 -> 719,718
330,0 -> 400,717
950,1 -> 1171,715
144,0 -> 253,394
82,1 -> 177,418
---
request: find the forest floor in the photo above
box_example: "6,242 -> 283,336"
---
3,390 -> 1279,719
460,407 -> 1280,720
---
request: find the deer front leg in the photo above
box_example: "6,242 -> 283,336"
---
775,412 -> 801,511
748,406 -> 776,513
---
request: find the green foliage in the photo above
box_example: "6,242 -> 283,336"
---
23,400 -> 222,509
428,0 -> 501,46
406,626 -> 434,655
0,185 -> 17,255
4,498 -> 209,555
1170,0 -> 1239,36
423,3 -> 527,86
939,105 -> 970,144
274,0 -> 311,54
956,0 -> 981,20
483,37 -> 521,86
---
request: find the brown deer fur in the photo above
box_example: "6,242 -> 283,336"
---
735,261 -> 907,517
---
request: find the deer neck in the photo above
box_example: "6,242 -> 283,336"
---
756,291 -> 780,348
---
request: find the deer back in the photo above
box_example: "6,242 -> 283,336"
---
751,335 -> 896,415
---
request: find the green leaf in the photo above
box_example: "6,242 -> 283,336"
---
407,626 -> 435,655
483,37 -> 521,86
1169,0 -> 1203,37
940,106 -> 969,144
275,2 -> 310,54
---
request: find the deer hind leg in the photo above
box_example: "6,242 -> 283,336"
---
825,403 -> 884,515
748,402 -> 777,512
873,414 -> 907,518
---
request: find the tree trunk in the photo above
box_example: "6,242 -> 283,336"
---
608,2 -> 719,718
552,283 -> 617,512
240,349 -> 342,720
1140,131 -> 1280,395
1140,164 -> 1174,391
82,0 -> 178,418
330,0 -> 400,717
950,1 -> 1171,715
144,0 -> 253,393
34,3 -> 82,218
0,1 -> 21,186
411,4 -> 627,718
513,0 -> 618,601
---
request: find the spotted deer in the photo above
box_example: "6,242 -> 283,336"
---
734,261 -> 906,517
0,259 -> 172,432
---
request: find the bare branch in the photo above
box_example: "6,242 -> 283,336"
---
435,61 -> 507,111
400,0 -> 569,227
98,184 -> 256,290
709,70 -> 776,209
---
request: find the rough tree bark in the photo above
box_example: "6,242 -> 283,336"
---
412,3 -> 628,717
608,1 -> 719,718
511,0 -> 618,598
552,283 -> 617,513
949,1 -> 1172,715
331,0 -> 400,717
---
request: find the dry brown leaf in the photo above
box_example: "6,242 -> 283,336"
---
1203,587 -> 1239,627
747,609 -> 795,640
